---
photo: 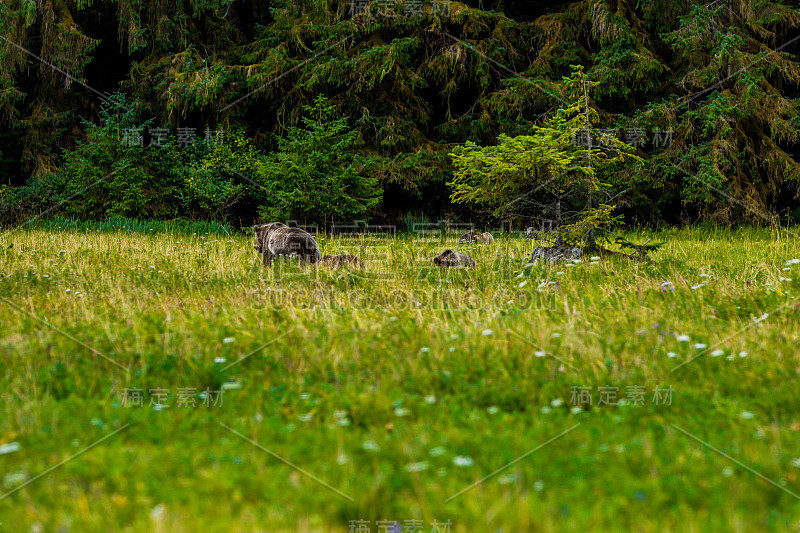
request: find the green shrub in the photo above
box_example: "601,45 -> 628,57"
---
0,94 -> 387,227
253,95 -> 383,225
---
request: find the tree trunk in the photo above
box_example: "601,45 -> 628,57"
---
555,192 -> 563,246
581,71 -> 597,251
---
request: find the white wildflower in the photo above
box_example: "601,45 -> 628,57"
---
453,456 -> 474,467
429,446 -> 447,457
362,440 -> 380,451
498,473 -> 516,485
404,461 -> 429,472
0,442 -> 21,455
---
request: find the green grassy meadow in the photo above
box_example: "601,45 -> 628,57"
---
2,220 -> 800,532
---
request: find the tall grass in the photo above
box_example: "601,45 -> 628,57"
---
0,222 -> 799,532
19,215 -> 236,236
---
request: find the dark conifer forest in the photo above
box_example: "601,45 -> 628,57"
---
1,0 -> 799,227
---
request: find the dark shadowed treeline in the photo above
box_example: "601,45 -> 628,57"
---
1,0 -> 799,227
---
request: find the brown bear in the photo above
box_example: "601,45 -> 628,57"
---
253,222 -> 321,266
319,254 -> 364,268
432,249 -> 477,268
458,231 -> 495,244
